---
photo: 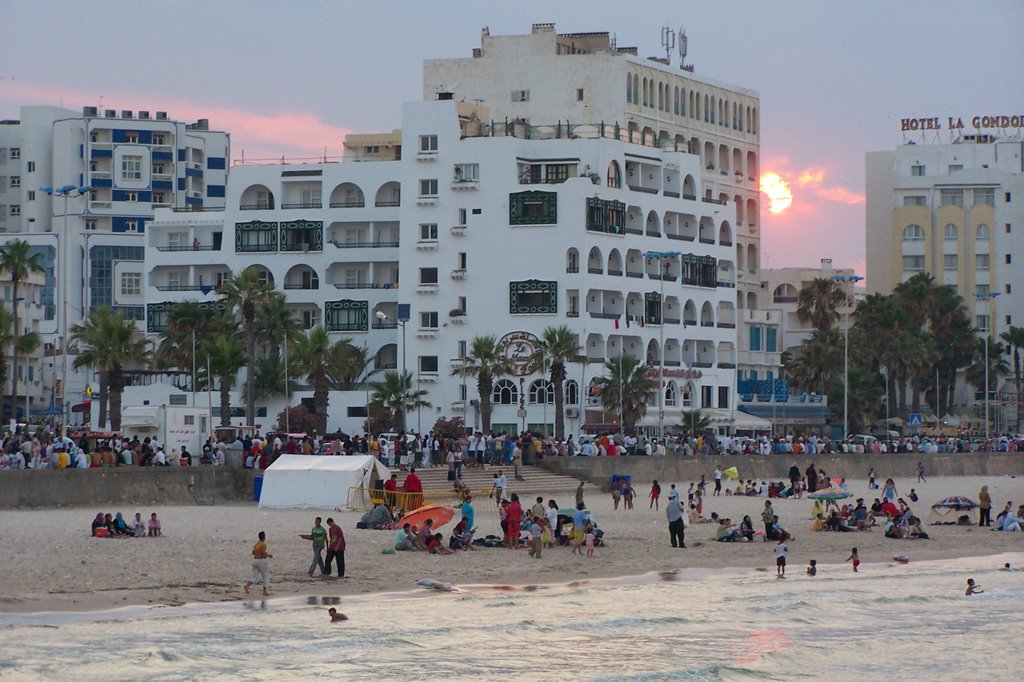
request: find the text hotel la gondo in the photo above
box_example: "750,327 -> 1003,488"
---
901,113 -> 1024,132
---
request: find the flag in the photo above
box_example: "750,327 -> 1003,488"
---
723,466 -> 739,480
614,317 -> 619,329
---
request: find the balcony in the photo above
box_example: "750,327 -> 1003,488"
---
700,321 -> 715,327
416,240 -> 439,251
664,317 -> 680,324
239,203 -> 274,211
588,311 -> 621,320
566,265 -> 579,274
155,284 -> 205,292
625,271 -> 644,279
587,267 -> 603,274
692,361 -> 713,368
682,193 -> 696,201
718,362 -> 736,369
333,282 -> 394,290
666,234 -> 694,242
627,184 -> 659,194
717,322 -> 736,329
283,283 -> 319,290
372,320 -> 399,329
607,269 -> 623,276
329,199 -> 365,208
332,240 -> 399,249
281,202 -> 322,210
699,237 -> 715,245
416,328 -> 439,338
375,200 -> 401,207
450,225 -> 467,236
720,240 -> 733,247
663,190 -> 680,198
155,244 -> 218,252
624,227 -> 643,235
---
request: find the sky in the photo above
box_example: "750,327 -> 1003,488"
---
3,0 -> 1022,274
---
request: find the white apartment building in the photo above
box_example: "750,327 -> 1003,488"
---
1,269 -> 48,422
144,95 -> 738,435
424,24 -> 772,384
866,137 -> 1024,340
0,104 -> 229,417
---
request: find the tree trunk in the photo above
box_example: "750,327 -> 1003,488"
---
108,372 -> 123,432
480,376 -> 493,434
219,380 -> 232,426
314,377 -> 328,435
10,279 -> 19,421
245,319 -> 256,426
553,378 -> 565,440
97,370 -> 108,430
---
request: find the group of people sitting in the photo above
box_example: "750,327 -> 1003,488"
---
714,514 -> 757,542
91,511 -> 162,538
994,502 -> 1024,532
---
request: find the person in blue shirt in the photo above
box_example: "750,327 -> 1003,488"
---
460,495 -> 475,530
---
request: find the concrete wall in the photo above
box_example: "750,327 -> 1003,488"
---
540,453 -> 1024,490
0,467 -> 257,509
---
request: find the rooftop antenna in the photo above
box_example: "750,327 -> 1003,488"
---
610,32 -> 617,51
678,26 -> 692,72
661,26 -> 676,64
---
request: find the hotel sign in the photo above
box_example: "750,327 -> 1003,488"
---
901,115 -> 1023,132
497,331 -> 543,377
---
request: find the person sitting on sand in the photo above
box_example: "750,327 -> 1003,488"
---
811,514 -> 827,532
328,607 -> 348,622
716,518 -> 739,542
909,519 -> 930,540
428,532 -> 452,555
148,513 -> 162,537
965,578 -> 983,595
871,498 -> 884,516
449,516 -> 476,551
395,523 -> 415,551
772,515 -> 792,542
112,513 -> 133,537
132,512 -> 146,537
739,515 -> 755,542
884,515 -> 903,539
91,513 -> 106,537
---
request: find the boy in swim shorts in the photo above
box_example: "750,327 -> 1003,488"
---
846,547 -> 860,573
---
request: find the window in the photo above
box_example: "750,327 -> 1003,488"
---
126,133 -> 139,143
529,379 -> 554,404
545,164 -> 574,184
419,267 -> 438,285
153,192 -> 166,204
943,254 -> 958,271
125,219 -> 139,232
183,415 -> 195,426
85,218 -> 97,230
9,148 -> 20,159
940,188 -> 964,206
26,161 -> 35,172
493,379 -> 518,405
153,162 -> 166,175
10,205 -> 20,216
749,326 -> 762,351
152,134 -> 165,145
509,279 -> 557,314
453,163 -> 479,182
120,272 -> 141,296
911,164 -> 925,176
1006,224 -> 1012,234
1007,315 -> 1013,326
1007,254 -> 1013,265
585,197 -> 624,234
948,164 -> 963,173
975,188 -> 995,206
903,195 -> 926,207
166,270 -> 185,289
27,191 -> 34,201
576,88 -> 585,102
419,135 -> 438,152
1006,192 -> 1012,202
607,161 -> 621,189
457,252 -> 467,269
766,327 -> 778,353
122,155 -> 142,180
902,255 -> 925,272
457,296 -> 467,314
419,179 -> 438,197
420,311 -> 439,329
976,315 -> 989,332
366,146 -> 379,154
976,254 -> 990,271
511,89 -> 530,102
457,208 -> 467,225
902,224 -> 924,241
9,176 -> 19,188
324,300 -> 368,332
419,223 -> 438,240
125,191 -> 138,202
977,224 -> 990,240
718,386 -> 730,409
944,224 -> 957,240
419,356 -> 439,373
1007,284 -> 1012,295
509,191 -> 557,225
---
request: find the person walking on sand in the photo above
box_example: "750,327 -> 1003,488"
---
490,471 -> 506,508
762,500 -> 775,542
666,490 -> 686,548
846,547 -> 860,573
979,486 -> 992,527
775,537 -> 788,578
915,461 -> 927,483
650,480 -> 661,510
324,518 -> 346,578
308,516 -> 327,576
244,531 -> 273,596
713,465 -> 723,496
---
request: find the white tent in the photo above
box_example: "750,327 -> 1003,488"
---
258,455 -> 390,510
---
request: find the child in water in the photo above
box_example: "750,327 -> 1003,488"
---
846,548 -> 860,573
807,559 -> 817,577
328,607 -> 348,622
965,578 -> 984,596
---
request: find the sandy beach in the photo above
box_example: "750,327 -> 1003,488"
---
1,473 -> 1021,614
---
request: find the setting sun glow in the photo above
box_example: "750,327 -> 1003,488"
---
759,172 -> 793,214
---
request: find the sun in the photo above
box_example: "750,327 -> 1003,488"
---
759,172 -> 793,214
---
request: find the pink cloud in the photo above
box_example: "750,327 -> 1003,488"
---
0,82 -> 352,158
814,185 -> 865,204
796,168 -> 824,187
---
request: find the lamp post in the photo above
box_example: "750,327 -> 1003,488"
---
974,291 -> 1001,441
644,250 -> 681,442
832,274 -> 864,441
41,183 -> 92,437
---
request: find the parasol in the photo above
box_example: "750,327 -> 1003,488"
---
930,496 -> 978,511
402,504 -> 456,531
808,487 -> 853,501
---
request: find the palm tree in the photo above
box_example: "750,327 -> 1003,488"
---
678,409 -> 711,434
541,325 -> 581,440
1001,326 -> 1024,431
154,300 -> 207,383
204,335 -> 245,426
451,335 -> 515,434
369,370 -> 430,432
0,305 -> 40,417
291,326 -> 362,434
254,291 -> 297,359
0,239 -> 45,417
592,354 -> 656,433
71,307 -> 149,431
796,277 -> 847,338
219,269 -> 276,426
966,337 -> 1009,398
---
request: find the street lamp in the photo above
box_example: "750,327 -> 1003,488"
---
41,183 -> 92,436
974,291 -> 1001,441
644,250 -> 681,442
833,274 -> 864,441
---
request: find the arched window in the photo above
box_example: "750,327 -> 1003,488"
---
710,96 -> 716,124
626,74 -> 632,103
632,75 -> 639,104
607,161 -> 621,189
529,379 -> 554,405
565,380 -> 579,406
493,379 -> 518,405
680,87 -> 686,116
642,77 -> 648,107
977,224 -> 990,240
944,224 -> 958,241
673,86 -> 679,115
704,95 -> 709,122
664,381 -> 677,407
902,224 -> 925,241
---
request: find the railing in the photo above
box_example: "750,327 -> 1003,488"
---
239,203 -> 271,211
700,321 -> 715,327
329,200 -> 365,208
718,362 -> 736,369
283,283 -> 319,290
646,231 -> 662,237
607,269 -> 623,276
566,265 -> 579,273
664,317 -> 681,324
155,245 -> 218,251
374,200 -> 400,207
720,240 -> 733,247
663,190 -> 680,198
332,240 -> 399,248
627,185 -> 659,194
333,282 -> 378,289
589,311 -> 621,319
699,237 -> 716,244
667,233 -> 694,241
625,271 -> 644,279
773,296 -> 798,303
587,267 -> 603,274
682,193 -> 696,200
717,281 -> 736,288
692,361 -> 713,368
281,202 -> 322,209
663,360 -> 681,367
717,322 -> 736,328
372,320 -> 398,329
702,197 -> 727,205
155,284 -> 204,291
624,227 -> 643,235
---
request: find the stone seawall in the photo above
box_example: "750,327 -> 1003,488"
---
0,467 -> 258,509
540,452 -> 1024,490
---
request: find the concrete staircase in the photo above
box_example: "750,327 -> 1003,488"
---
397,463 -> 599,499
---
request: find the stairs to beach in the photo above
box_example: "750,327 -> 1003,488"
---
397,463 -> 598,500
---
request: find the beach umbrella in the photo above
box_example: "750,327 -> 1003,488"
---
402,504 -> 456,531
930,496 -> 978,511
723,466 -> 739,480
807,487 -> 853,501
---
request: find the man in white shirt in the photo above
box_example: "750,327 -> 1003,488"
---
153,448 -> 167,466
580,440 -> 594,457
75,450 -> 89,468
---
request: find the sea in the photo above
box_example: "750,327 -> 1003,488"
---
2,553 -> 1023,681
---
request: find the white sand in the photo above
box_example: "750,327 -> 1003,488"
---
1,474 -> 1021,613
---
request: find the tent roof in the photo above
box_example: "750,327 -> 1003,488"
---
265,454 -> 388,473
259,455 -> 391,510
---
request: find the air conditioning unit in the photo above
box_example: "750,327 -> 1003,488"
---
138,111 -> 150,120
565,406 -> 580,419
105,110 -> 117,118
121,110 -> 134,119
82,106 -> 98,117
156,112 -> 168,121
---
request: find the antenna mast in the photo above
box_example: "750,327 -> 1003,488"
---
661,26 -> 676,64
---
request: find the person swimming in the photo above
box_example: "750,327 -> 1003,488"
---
965,578 -> 984,596
328,607 -> 348,622
807,559 -> 817,577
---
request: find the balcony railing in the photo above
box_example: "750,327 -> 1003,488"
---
329,200 -> 365,208
699,237 -> 716,244
155,284 -> 205,291
607,269 -> 623,276
283,283 -> 319,290
587,267 -> 603,274
333,282 -> 386,289
627,184 -> 659,194
588,311 -> 621,319
239,203 -> 272,211
566,311 -> 579,318
624,227 -> 643,235
663,190 -> 680,198
666,234 -> 694,241
625,271 -> 644,279
720,240 -> 733,247
566,265 -> 579,273
332,240 -> 399,248
372,320 -> 399,329
375,200 -> 401,207
700,321 -> 715,327
281,202 -> 322,209
682,193 -> 696,200
692,361 -> 713,368
155,244 -> 218,252
717,322 -> 736,328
